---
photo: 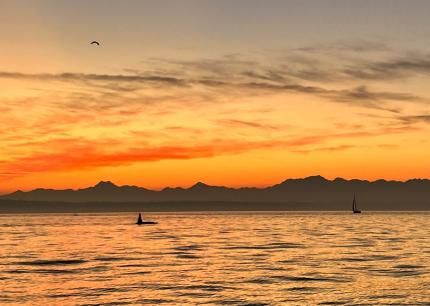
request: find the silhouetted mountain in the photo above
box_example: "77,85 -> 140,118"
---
0,176 -> 429,212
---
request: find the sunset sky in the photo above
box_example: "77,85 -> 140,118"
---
1,0 -> 430,193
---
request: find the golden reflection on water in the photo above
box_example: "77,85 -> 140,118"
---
0,212 -> 429,305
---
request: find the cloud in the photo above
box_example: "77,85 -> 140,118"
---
292,142 -> 401,154
1,45 -> 425,114
292,144 -> 357,154
0,172 -> 20,176
0,141 -> 254,176
398,114 -> 430,124
337,86 -> 418,102
217,119 -> 278,130
377,144 -> 399,149
0,71 -> 186,86
229,82 -> 417,111
343,54 -> 430,80
291,40 -> 391,54
286,41 -> 430,87
327,86 -> 419,112
0,123 -> 416,177
2,145 -> 217,174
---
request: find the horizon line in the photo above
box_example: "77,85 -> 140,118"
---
3,174 -> 430,196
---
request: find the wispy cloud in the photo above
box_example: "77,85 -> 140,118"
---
217,119 -> 279,130
0,45 -> 426,113
398,114 -> 430,124
0,124 -> 416,177
0,71 -> 186,86
291,40 -> 391,54
292,144 -> 357,154
343,53 -> 430,80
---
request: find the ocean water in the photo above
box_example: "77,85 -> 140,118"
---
0,212 -> 429,305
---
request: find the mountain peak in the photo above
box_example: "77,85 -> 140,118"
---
190,182 -> 210,189
305,175 -> 328,182
280,175 -> 328,185
93,181 -> 118,189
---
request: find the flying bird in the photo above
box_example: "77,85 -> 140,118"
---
90,41 -> 100,46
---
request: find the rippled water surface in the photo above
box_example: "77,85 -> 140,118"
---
0,212 -> 429,305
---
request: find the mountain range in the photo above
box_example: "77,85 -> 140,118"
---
0,176 -> 429,212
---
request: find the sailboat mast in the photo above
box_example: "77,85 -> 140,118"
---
352,194 -> 356,211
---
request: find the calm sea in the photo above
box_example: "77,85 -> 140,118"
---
0,212 -> 429,305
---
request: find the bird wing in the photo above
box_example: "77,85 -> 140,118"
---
90,41 -> 100,45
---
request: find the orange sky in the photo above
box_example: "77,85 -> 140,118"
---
1,1 -> 430,193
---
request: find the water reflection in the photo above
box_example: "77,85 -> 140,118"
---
0,212 -> 429,305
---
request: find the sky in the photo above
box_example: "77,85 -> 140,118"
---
1,0 -> 430,193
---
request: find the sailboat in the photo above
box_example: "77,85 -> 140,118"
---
136,213 -> 157,225
352,194 -> 361,213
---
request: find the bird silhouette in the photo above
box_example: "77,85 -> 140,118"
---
90,41 -> 100,46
